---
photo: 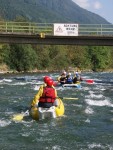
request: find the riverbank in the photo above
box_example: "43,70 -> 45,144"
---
0,64 -> 49,74
0,64 -> 113,75
1,69 -> 113,75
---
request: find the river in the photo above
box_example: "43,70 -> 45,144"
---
0,72 -> 113,150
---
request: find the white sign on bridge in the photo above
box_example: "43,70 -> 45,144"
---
53,23 -> 78,36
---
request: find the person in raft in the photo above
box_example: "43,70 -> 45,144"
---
31,76 -> 58,109
66,72 -> 73,84
72,71 -> 80,84
57,71 -> 67,84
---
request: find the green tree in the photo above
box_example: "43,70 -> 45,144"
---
88,46 -> 112,71
66,45 -> 90,69
2,44 -> 37,72
49,45 -> 69,70
1,44 -> 11,64
34,45 -> 51,70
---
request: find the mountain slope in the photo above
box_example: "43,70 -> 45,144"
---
0,0 -> 110,24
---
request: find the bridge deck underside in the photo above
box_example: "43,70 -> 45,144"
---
0,34 -> 113,46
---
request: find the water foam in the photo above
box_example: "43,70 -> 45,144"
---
86,93 -> 104,99
85,106 -> 94,114
3,79 -> 12,82
33,85 -> 40,91
85,99 -> 113,107
10,82 -> 28,85
88,143 -> 105,149
85,118 -> 90,123
0,119 -> 11,127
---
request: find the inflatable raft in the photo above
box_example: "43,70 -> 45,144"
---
56,81 -> 81,88
30,98 -> 64,120
62,83 -> 81,88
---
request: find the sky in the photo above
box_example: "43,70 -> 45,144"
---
72,0 -> 113,24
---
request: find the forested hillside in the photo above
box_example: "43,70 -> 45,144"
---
0,0 -> 110,24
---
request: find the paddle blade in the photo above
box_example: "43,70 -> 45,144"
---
86,79 -> 94,84
12,110 -> 29,121
12,114 -> 24,121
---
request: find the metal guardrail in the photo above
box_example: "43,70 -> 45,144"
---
0,22 -> 53,35
0,22 -> 113,36
79,24 -> 113,35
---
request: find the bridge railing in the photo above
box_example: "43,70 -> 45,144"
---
0,22 -> 113,36
0,22 -> 53,34
79,24 -> 113,35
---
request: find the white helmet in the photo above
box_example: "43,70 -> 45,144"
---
68,72 -> 71,76
63,71 -> 66,75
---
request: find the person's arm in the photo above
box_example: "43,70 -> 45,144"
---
54,88 -> 58,98
57,76 -> 61,82
31,85 -> 44,107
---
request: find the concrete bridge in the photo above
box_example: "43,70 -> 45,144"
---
0,22 -> 113,46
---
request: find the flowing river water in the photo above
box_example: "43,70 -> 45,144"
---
0,72 -> 113,150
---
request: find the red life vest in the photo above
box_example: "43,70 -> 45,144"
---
39,86 -> 56,103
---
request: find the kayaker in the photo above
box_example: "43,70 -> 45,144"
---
57,71 -> 67,84
66,72 -> 73,84
31,77 -> 58,108
44,76 -> 52,85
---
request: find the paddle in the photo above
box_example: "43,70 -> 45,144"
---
84,79 -> 94,84
94,80 -> 113,84
12,110 -> 29,121
12,96 -> 78,121
60,97 -> 78,100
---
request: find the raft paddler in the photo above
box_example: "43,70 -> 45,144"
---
66,72 -> 73,84
57,71 -> 67,84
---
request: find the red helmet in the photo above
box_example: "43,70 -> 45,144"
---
46,79 -> 54,86
43,76 -> 51,83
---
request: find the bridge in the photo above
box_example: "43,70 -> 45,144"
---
0,22 -> 113,46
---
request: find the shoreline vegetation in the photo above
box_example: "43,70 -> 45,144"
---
0,44 -> 113,75
0,65 -> 113,75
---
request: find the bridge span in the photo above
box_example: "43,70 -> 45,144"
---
0,33 -> 113,46
0,22 -> 113,46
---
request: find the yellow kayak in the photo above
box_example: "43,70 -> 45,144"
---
30,98 -> 65,120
